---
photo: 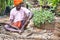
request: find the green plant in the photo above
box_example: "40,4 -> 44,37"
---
0,0 -> 13,15
24,0 -> 32,8
32,9 -> 54,27
47,0 -> 60,9
38,0 -> 45,5
38,0 -> 60,9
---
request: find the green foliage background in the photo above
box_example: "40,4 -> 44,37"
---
0,0 -> 13,15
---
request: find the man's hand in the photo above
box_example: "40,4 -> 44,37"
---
5,21 -> 19,30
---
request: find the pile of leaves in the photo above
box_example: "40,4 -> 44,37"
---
32,9 -> 55,27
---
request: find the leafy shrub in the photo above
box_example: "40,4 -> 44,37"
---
38,0 -> 60,10
32,9 -> 55,27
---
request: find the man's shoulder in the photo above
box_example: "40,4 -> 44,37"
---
21,7 -> 28,10
21,7 -> 30,12
11,7 -> 16,12
21,7 -> 26,9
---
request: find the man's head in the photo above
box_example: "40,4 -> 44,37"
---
16,3 -> 22,11
14,0 -> 23,11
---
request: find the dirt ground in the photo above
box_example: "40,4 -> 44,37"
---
0,16 -> 60,40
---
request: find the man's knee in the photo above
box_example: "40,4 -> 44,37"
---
4,25 -> 9,28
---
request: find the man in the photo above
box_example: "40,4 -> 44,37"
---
4,0 -> 33,33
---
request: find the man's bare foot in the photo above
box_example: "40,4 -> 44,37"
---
18,29 -> 24,34
18,30 -> 22,34
21,29 -> 24,33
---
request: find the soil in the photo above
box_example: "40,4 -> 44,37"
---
0,16 -> 60,40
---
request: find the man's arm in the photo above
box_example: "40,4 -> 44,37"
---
9,10 -> 14,24
21,12 -> 33,32
28,12 -> 33,20
10,19 -> 14,24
